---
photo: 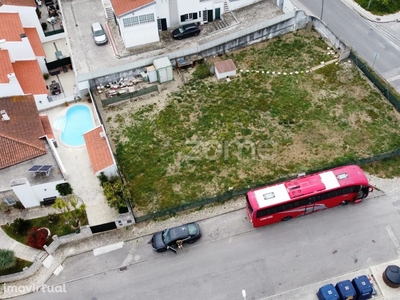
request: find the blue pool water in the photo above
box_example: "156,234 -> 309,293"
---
56,105 -> 94,146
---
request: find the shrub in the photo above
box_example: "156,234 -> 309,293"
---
56,182 -> 73,196
43,73 -> 50,80
97,172 -> 108,187
192,61 -> 211,80
41,22 -> 48,31
0,249 -> 16,270
26,227 -> 48,249
11,218 -> 32,236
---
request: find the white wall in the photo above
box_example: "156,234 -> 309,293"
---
2,40 -> 35,61
228,0 -> 261,11
37,56 -> 47,74
31,180 -> 64,201
34,94 -> 50,110
120,5 -> 159,48
10,178 -> 41,208
216,69 -> 236,80
156,0 -> 170,28
96,165 -> 118,179
0,74 -> 24,97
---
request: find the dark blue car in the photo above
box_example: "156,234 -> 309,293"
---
151,222 -> 201,253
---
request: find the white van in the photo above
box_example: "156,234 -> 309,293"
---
91,22 -> 108,45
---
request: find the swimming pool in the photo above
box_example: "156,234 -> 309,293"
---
54,105 -> 94,146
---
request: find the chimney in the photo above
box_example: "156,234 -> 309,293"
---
1,110 -> 10,121
100,132 -> 106,139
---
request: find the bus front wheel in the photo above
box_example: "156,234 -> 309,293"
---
341,200 -> 350,205
281,216 -> 292,222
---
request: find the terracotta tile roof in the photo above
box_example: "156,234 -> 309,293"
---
40,115 -> 55,139
214,59 -> 237,73
111,0 -> 154,17
24,28 -> 46,57
13,60 -> 48,94
0,50 -> 13,83
2,0 -> 36,7
84,126 -> 114,174
0,12 -> 24,41
0,95 -> 46,169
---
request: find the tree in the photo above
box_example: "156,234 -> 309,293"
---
27,227 -> 48,249
0,249 -> 16,270
11,218 -> 32,235
103,179 -> 130,211
52,196 -> 86,222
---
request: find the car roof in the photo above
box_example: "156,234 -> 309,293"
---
91,22 -> 103,30
182,23 -> 198,29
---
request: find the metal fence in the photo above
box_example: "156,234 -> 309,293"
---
133,149 -> 400,223
349,51 -> 400,112
101,85 -> 158,106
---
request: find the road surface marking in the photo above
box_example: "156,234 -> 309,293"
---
93,242 -> 124,256
385,225 -> 400,256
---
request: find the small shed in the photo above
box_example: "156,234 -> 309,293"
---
214,59 -> 236,80
153,57 -> 174,83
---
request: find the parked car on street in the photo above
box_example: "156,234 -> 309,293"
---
151,222 -> 201,253
172,23 -> 201,40
91,22 -> 108,45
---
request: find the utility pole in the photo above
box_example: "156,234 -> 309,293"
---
368,0 -> 372,9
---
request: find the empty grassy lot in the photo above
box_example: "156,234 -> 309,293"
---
109,30 -> 400,213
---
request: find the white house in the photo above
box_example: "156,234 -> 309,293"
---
110,0 -> 159,49
214,59 -> 236,80
110,0 -> 261,49
0,12 -> 51,110
0,0 -> 65,43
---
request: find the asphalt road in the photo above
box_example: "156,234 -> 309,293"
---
16,191 -> 400,300
297,0 -> 400,92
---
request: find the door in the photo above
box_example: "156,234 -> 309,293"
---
207,10 -> 213,22
203,10 -> 208,23
161,19 -> 167,31
215,8 -> 220,20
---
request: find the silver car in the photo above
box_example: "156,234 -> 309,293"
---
91,22 -> 108,45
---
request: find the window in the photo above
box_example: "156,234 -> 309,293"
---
3,196 -> 16,206
180,12 -> 198,22
123,14 -> 154,28
123,16 -> 139,27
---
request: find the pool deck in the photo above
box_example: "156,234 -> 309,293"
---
44,103 -> 118,225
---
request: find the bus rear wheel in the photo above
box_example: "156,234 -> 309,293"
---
281,216 -> 292,222
341,200 -> 350,205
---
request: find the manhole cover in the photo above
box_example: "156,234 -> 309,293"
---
376,18 -> 381,21
383,265 -> 400,288
119,266 -> 127,272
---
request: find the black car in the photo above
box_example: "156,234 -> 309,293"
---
172,23 -> 201,40
151,222 -> 201,253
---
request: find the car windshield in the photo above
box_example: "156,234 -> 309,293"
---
187,223 -> 197,235
178,26 -> 185,33
162,229 -> 171,245
94,29 -> 104,37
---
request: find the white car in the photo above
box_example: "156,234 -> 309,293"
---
91,22 -> 108,45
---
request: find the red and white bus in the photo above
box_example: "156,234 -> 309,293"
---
246,165 -> 373,228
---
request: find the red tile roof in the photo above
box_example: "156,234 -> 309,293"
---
0,50 -> 13,84
214,59 -> 237,74
13,60 -> 48,95
111,0 -> 154,17
40,115 -> 55,139
0,12 -> 24,41
84,127 -> 114,174
2,0 -> 36,7
24,27 -> 46,57
0,95 -> 46,169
